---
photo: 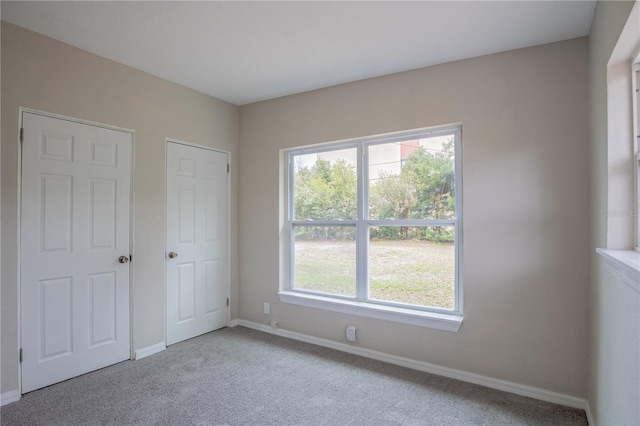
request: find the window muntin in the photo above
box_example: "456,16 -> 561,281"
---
287,127 -> 461,313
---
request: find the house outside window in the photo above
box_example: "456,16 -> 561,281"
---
284,126 -> 462,317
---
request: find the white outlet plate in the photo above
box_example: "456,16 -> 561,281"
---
263,302 -> 270,315
346,325 -> 357,342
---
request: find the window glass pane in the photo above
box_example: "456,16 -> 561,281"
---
368,136 -> 456,220
292,148 -> 357,221
293,225 -> 356,297
369,226 -> 455,310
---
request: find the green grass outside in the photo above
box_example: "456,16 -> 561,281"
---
294,239 -> 455,310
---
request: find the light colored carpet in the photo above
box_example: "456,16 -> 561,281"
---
1,326 -> 587,425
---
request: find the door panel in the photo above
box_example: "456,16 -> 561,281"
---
39,277 -> 73,359
177,262 -> 196,322
40,174 -> 73,252
88,271 -> 117,346
166,142 -> 228,345
89,179 -> 117,250
179,188 -> 196,244
21,112 -> 131,393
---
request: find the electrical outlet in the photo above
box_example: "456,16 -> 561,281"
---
270,319 -> 279,328
263,302 -> 270,315
346,325 -> 357,342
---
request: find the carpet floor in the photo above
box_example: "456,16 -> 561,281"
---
1,326 -> 587,425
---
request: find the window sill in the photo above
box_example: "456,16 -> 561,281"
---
277,291 -> 463,332
596,248 -> 640,293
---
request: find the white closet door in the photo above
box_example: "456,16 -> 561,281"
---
166,142 -> 228,345
21,112 -> 131,393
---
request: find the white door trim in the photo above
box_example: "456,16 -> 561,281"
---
164,138 -> 231,345
17,107 -> 136,394
20,108 -> 136,135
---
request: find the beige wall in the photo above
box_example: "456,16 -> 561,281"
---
239,38 -> 590,396
587,1 -> 639,424
1,23 -> 240,394
3,8 -> 619,406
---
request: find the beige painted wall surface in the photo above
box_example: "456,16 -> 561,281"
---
239,38 -> 589,397
587,1 -> 638,424
1,23 -> 240,394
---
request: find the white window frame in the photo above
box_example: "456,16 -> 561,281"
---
279,125 -> 463,332
633,61 -> 640,252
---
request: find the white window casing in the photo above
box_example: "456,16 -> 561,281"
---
633,62 -> 640,251
280,125 -> 463,331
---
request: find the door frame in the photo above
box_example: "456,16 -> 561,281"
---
164,138 -> 231,345
16,107 -> 136,394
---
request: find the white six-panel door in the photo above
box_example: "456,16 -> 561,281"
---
166,142 -> 228,345
20,112 -> 132,393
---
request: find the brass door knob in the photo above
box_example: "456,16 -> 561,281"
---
168,251 -> 178,259
118,256 -> 129,264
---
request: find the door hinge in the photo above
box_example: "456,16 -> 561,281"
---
19,348 -> 23,363
19,128 -> 24,143
226,297 -> 229,307
227,163 -> 230,173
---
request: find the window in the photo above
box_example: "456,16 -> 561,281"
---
633,62 -> 640,251
283,126 -> 462,323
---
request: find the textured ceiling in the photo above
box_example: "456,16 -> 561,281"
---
1,1 -> 596,105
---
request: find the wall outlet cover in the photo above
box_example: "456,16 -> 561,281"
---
346,325 -> 357,342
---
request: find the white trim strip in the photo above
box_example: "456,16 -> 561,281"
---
0,390 -> 21,406
235,319 -> 586,410
20,107 -> 135,134
278,291 -> 462,332
134,342 -> 166,360
165,137 -> 231,155
596,249 -> 640,293
585,400 -> 595,426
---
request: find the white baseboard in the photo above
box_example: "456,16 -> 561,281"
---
134,342 -> 166,360
1,390 -> 20,406
585,400 -> 595,425
228,319 -> 240,327
235,319 -> 587,410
